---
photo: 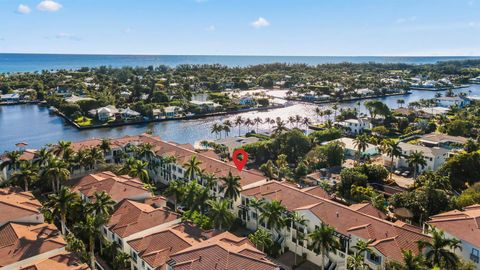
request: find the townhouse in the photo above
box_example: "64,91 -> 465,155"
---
0,187 -> 44,226
238,181 -> 430,269
427,204 -> 480,268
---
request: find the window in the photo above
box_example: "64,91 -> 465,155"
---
368,252 -> 381,264
252,212 -> 257,220
471,248 -> 479,263
131,251 -> 138,263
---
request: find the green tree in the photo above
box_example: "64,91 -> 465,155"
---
45,186 -> 79,235
407,151 -> 427,179
260,200 -> 287,240
164,180 -> 185,211
221,171 -> 241,201
184,155 -> 202,181
248,229 -> 273,253
381,139 -> 402,180
387,250 -> 426,270
308,223 -> 339,270
417,227 -> 461,269
207,199 -> 235,231
10,161 -> 38,191
353,134 -> 370,163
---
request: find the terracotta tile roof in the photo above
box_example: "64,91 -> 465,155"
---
301,186 -> 331,200
169,231 -> 277,270
428,204 -> 480,247
0,223 -> 66,267
241,181 -> 327,211
127,223 -> 205,270
71,171 -> 149,202
305,200 -> 431,262
349,203 -> 387,219
69,134 -> 267,188
107,199 -> 181,238
20,252 -> 90,270
0,188 -> 42,225
0,149 -> 37,162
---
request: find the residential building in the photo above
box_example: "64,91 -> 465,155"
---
70,171 -> 151,203
334,118 -> 372,135
19,252 -> 90,270
419,133 -> 468,149
427,205 -> 480,267
0,93 -> 20,103
88,105 -> 119,121
120,107 -> 141,120
211,136 -> 259,154
238,181 -> 430,269
0,187 -> 44,226
435,96 -> 471,108
103,198 -> 181,253
383,142 -> 450,173
323,137 -> 379,158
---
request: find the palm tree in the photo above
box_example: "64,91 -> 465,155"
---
417,227 -> 461,269
86,191 -> 115,220
34,148 -> 52,167
253,117 -> 263,133
220,171 -> 241,201
164,180 -> 185,211
99,138 -> 111,155
44,156 -> 71,192
248,198 -> 264,230
308,223 -> 340,270
10,161 -> 38,191
128,160 -> 150,183
211,123 -> 222,139
387,250 -> 426,270
260,200 -> 287,241
245,118 -> 254,133
288,116 -> 296,128
273,117 -> 288,135
264,117 -> 272,130
85,147 -> 104,171
302,117 -> 312,132
332,103 -> 339,120
353,134 -> 370,164
202,172 -> 217,192
76,214 -> 102,269
45,186 -> 79,235
183,155 -> 202,181
54,140 -> 72,159
234,116 -> 244,136
347,253 -> 369,270
291,212 -> 307,266
397,99 -> 405,108
207,199 -> 235,231
222,123 -> 231,138
248,229 -> 273,252
381,140 -> 402,180
113,251 -> 131,270
0,150 -> 22,172
407,151 -> 427,179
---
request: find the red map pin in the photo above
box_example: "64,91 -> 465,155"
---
232,149 -> 248,172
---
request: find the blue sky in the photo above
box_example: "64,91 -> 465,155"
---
1,0 -> 480,56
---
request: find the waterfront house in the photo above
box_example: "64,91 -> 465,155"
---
419,133 -> 468,149
334,118 -> 372,135
435,96 -> 471,108
382,142 -> 450,173
64,94 -> 95,103
163,106 -> 183,118
0,93 -> 20,103
89,105 -> 119,121
120,107 -> 141,120
238,181 -> 430,269
427,204 -> 480,267
238,95 -> 255,105
0,187 -> 44,226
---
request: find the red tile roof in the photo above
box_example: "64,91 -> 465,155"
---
0,188 -> 42,225
0,223 -> 66,267
428,204 -> 480,247
71,171 -> 149,202
108,199 -> 181,238
20,252 -> 90,270
349,203 -> 387,220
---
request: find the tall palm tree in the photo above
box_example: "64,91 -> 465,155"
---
387,250 -> 426,270
308,223 -> 339,270
353,134 -> 370,164
99,138 -> 111,155
45,186 -> 79,235
44,156 -> 71,192
34,148 -> 52,167
222,123 -> 231,138
164,180 -> 185,211
302,117 -> 312,132
220,171 -> 241,201
86,191 -> 115,220
207,199 -> 235,231
248,198 -> 264,230
381,139 -> 402,180
202,172 -> 217,191
245,118 -> 254,133
417,227 -> 461,269
183,155 -> 202,181
211,123 -> 222,139
407,151 -> 427,179
260,200 -> 287,241
234,116 -> 244,136
288,116 -> 296,128
248,229 -> 273,253
113,251 -> 131,270
86,147 -> 104,171
253,117 -> 263,133
0,150 -> 22,172
10,161 -> 38,191
273,117 -> 288,135
76,214 -> 102,269
264,117 -> 272,130
54,140 -> 72,159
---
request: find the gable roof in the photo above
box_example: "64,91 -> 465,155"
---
20,252 -> 90,270
0,223 -> 66,267
428,204 -> 480,247
0,188 -> 42,225
71,171 -> 149,202
107,199 -> 181,238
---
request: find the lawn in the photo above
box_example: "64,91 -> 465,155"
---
74,116 -> 93,127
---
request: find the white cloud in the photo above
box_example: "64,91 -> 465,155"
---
37,0 -> 62,12
251,17 -> 270,28
16,4 -> 31,14
396,16 -> 417,24
205,25 -> 215,32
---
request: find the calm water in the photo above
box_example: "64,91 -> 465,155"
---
2,86 -> 479,152
2,54 -> 480,73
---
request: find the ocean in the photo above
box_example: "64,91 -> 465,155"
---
1,54 -> 480,73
